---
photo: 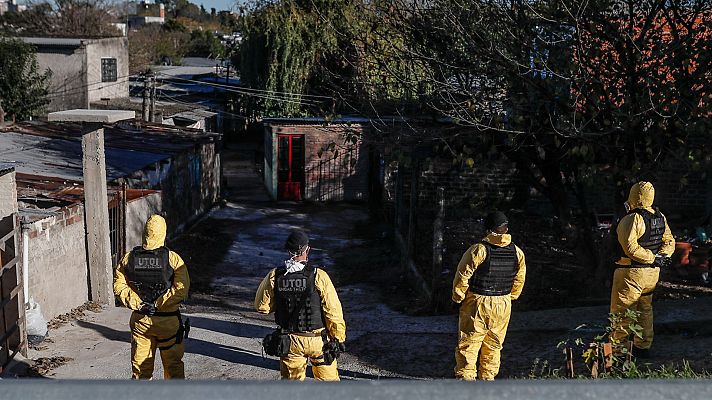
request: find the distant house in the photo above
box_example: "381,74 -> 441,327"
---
20,37 -> 130,113
0,0 -> 23,15
128,2 -> 165,28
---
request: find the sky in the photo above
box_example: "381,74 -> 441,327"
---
16,1 -> 245,13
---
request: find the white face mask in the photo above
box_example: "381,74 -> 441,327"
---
284,259 -> 306,274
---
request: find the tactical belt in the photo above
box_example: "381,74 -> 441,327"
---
133,309 -> 189,350
135,309 -> 181,317
289,331 -> 323,337
616,263 -> 658,269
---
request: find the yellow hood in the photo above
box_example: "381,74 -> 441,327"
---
627,181 -> 655,210
143,214 -> 167,250
484,232 -> 512,247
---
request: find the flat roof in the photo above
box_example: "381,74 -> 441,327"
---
19,37 -> 125,47
48,110 -> 136,124
20,37 -> 84,47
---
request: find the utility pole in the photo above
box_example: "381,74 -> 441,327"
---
149,73 -> 156,123
142,72 -> 150,122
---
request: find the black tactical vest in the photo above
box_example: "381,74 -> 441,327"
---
616,208 -> 665,264
633,209 -> 665,253
125,246 -> 173,303
274,266 -> 325,333
469,242 -> 518,296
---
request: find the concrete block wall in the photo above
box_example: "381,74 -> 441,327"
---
85,37 -> 130,104
25,204 -> 88,320
266,123 -> 370,202
35,50 -> 88,111
0,168 -> 18,218
126,192 -> 162,250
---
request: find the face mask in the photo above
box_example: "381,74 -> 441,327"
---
624,201 -> 631,213
284,258 -> 307,274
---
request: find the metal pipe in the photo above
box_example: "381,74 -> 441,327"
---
21,216 -> 30,306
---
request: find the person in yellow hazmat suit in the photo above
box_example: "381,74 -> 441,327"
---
452,211 -> 526,380
114,214 -> 190,379
611,181 -> 674,358
255,230 -> 346,381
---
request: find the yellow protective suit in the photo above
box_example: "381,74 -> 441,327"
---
452,233 -> 526,380
610,182 -> 674,350
255,267 -> 346,381
114,215 -> 190,379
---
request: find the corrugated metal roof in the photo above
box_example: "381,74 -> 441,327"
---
0,119 -> 220,182
0,131 -> 168,181
0,163 -> 14,176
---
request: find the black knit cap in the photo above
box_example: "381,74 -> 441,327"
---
285,230 -> 309,254
484,211 -> 508,231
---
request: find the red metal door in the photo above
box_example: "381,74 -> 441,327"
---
277,135 -> 305,201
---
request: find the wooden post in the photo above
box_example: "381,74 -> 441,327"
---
565,347 -> 575,378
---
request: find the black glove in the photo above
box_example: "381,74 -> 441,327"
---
337,341 -> 346,353
138,302 -> 156,316
652,254 -> 672,268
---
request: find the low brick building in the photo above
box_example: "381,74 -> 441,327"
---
262,118 -> 371,202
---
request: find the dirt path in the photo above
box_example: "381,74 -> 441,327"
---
18,150 -> 712,380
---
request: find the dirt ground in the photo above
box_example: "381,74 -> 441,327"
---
10,149 -> 712,380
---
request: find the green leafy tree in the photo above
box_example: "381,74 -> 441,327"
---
238,0 -> 362,117
187,29 -> 223,58
0,38 -> 51,121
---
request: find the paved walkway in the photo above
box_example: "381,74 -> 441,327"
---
8,150 -> 712,379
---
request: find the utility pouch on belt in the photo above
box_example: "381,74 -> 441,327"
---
313,330 -> 340,366
174,316 -> 190,344
263,329 -> 291,357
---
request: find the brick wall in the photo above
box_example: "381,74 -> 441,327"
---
384,153 -> 520,212
25,204 -> 89,320
265,123 -> 370,202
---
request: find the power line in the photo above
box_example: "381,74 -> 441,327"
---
158,92 -> 247,119
155,72 -> 333,99
154,73 -> 325,106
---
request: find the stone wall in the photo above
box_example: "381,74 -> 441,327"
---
25,204 -> 88,320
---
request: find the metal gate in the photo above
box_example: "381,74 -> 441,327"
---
108,186 -> 127,269
0,214 -> 26,373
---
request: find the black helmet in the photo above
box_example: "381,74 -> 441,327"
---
484,211 -> 508,231
285,230 -> 309,255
